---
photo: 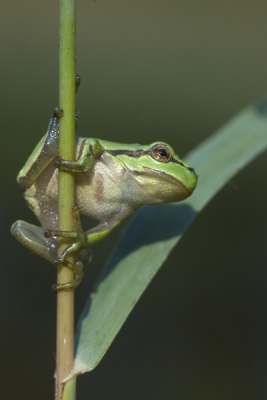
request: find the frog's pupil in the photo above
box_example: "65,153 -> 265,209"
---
158,149 -> 167,156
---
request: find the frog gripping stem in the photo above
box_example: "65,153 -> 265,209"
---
44,225 -> 90,291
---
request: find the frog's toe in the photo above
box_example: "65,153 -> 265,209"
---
52,244 -> 91,291
78,246 -> 92,264
54,244 -> 91,268
51,260 -> 84,292
11,220 -> 57,264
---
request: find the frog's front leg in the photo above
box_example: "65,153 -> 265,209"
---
54,137 -> 105,173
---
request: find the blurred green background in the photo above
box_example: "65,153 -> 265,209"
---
1,0 -> 267,398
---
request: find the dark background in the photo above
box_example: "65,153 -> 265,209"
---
1,0 -> 267,398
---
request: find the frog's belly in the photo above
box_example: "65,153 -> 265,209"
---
44,156 -> 136,224
75,167 -> 134,223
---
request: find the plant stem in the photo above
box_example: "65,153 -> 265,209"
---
56,0 -> 76,398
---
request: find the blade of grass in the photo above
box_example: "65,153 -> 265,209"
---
56,0 -> 76,398
73,96 -> 267,375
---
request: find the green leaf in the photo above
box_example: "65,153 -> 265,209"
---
73,97 -> 267,376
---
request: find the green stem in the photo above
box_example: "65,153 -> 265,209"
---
56,0 -> 76,399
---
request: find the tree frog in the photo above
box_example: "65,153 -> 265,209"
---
11,109 -> 198,290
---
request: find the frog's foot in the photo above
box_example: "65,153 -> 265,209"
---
44,228 -> 90,263
44,228 -> 90,291
51,260 -> 84,292
44,205 -> 91,291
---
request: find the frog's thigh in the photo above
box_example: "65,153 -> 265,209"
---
86,220 -> 121,245
18,113 -> 59,188
11,220 -> 57,264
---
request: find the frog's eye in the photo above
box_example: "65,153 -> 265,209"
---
150,144 -> 172,163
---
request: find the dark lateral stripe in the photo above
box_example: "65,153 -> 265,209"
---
107,149 -> 144,157
107,149 -> 195,172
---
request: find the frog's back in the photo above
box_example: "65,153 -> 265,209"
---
84,138 -> 143,152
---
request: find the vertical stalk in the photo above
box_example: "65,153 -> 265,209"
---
56,0 -> 76,399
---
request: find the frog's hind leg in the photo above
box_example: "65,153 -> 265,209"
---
11,220 -> 58,264
43,206 -> 91,291
11,217 -> 87,291
17,108 -> 62,188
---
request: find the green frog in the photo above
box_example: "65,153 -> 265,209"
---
11,109 -> 198,290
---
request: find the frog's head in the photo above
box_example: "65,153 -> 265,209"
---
116,141 -> 198,205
